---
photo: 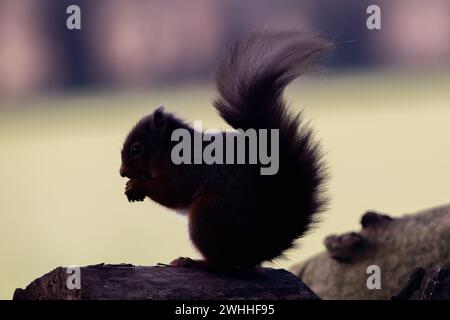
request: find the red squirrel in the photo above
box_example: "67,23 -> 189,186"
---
120,31 -> 332,269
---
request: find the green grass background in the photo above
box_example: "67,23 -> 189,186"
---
1,70 -> 450,299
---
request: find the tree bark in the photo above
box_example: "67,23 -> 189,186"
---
13,264 -> 319,300
392,266 -> 450,300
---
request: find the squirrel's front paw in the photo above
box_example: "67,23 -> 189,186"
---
125,179 -> 146,202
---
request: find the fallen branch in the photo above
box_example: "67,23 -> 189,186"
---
291,204 -> 450,299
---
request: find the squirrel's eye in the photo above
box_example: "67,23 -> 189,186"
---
130,142 -> 144,158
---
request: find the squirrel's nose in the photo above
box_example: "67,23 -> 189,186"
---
119,165 -> 128,177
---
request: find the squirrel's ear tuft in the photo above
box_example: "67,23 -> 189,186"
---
153,106 -> 166,129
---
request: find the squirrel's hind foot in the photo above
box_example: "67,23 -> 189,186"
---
169,257 -> 233,272
169,257 -> 208,269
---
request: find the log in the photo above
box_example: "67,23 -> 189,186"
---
13,263 -> 319,300
290,204 -> 450,299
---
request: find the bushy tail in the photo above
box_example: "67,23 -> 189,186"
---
213,31 -> 333,257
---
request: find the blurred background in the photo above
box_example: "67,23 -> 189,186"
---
1,0 -> 449,299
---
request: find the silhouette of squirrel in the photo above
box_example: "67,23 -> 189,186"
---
120,31 -> 333,269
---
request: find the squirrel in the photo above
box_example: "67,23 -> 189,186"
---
120,31 -> 332,269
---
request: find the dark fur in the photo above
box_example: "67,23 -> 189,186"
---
120,31 -> 332,267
